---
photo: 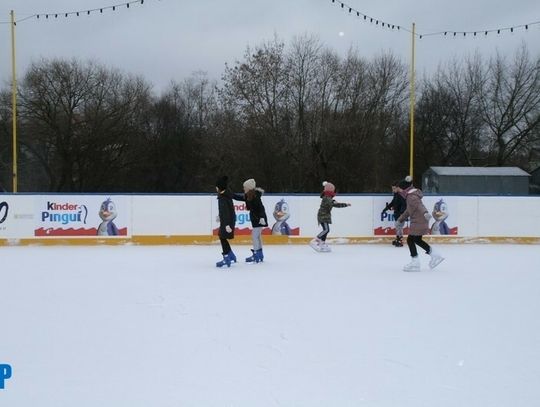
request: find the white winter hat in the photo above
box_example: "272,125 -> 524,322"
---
243,178 -> 256,190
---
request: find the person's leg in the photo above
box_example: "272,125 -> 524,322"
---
220,237 -> 231,254
407,235 -> 418,257
252,227 -> 263,251
413,235 -> 431,254
404,235 -> 421,271
395,220 -> 404,238
317,223 -> 330,242
394,220 -> 404,246
247,228 -> 264,262
253,227 -> 264,261
216,237 -> 232,267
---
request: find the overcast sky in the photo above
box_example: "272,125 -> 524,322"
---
0,0 -> 539,93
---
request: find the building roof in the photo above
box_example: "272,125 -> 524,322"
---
427,166 -> 530,177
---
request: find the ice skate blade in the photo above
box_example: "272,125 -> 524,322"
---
429,257 -> 445,269
309,241 -> 321,252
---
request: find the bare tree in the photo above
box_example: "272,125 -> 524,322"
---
17,58 -> 151,191
481,45 -> 540,166
416,54 -> 486,168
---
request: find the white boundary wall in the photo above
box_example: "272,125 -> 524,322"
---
0,194 -> 539,240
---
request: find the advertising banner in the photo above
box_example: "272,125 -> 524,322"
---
211,195 -> 301,236
34,196 -> 131,237
373,195 -> 459,236
0,199 -> 9,235
0,195 -> 35,239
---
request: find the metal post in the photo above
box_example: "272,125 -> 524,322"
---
409,22 -> 416,179
11,10 -> 18,193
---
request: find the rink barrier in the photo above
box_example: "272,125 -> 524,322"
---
1,235 -> 539,246
1,193 -> 539,245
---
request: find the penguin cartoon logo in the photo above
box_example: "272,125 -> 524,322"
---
271,199 -> 292,235
431,199 -> 450,235
97,198 -> 119,236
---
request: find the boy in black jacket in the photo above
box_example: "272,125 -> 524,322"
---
381,181 -> 407,247
215,176 -> 237,268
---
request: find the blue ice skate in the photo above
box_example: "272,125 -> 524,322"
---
246,249 -> 257,263
228,250 -> 237,263
246,249 -> 264,263
216,253 -> 232,268
255,249 -> 264,263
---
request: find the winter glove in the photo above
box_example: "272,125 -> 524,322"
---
259,218 -> 266,226
424,212 -> 432,221
225,225 -> 232,233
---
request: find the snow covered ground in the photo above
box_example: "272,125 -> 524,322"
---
1,243 -> 539,407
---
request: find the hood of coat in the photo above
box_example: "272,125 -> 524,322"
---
405,187 -> 423,199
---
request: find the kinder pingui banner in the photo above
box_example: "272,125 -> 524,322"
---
373,195 -> 459,236
35,196 -> 131,237
211,195 -> 301,236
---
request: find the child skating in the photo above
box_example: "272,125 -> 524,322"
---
215,176 -> 237,268
233,178 -> 268,263
310,181 -> 351,252
381,181 -> 407,247
396,176 -> 444,271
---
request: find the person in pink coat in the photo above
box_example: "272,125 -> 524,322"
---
396,176 -> 444,271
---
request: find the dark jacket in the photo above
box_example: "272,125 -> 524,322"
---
397,188 -> 430,236
218,189 -> 236,239
233,188 -> 268,228
317,194 -> 348,224
384,192 -> 407,218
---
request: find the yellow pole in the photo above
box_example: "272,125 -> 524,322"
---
409,22 -> 416,179
10,10 -> 18,193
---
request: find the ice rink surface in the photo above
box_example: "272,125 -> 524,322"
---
1,243 -> 539,407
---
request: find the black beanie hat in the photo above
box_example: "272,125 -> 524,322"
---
216,176 -> 228,191
398,175 -> 413,189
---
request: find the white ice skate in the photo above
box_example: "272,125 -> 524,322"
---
319,243 -> 331,252
403,256 -> 420,272
428,248 -> 445,269
309,238 -> 330,253
309,238 -> 321,251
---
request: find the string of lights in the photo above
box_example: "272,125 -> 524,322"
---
330,0 -> 410,33
0,0 -> 153,25
419,21 -> 540,39
330,0 -> 539,39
